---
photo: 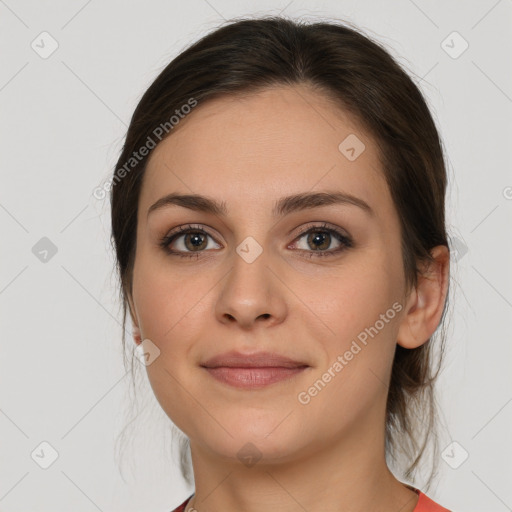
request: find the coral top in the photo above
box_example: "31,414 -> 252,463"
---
170,488 -> 451,511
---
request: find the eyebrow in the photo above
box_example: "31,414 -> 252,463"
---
147,191 -> 374,219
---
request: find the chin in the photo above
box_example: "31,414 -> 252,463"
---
193,413 -> 306,466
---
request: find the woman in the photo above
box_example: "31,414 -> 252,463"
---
110,16 -> 452,512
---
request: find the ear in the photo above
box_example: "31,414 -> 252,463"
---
127,293 -> 142,346
397,245 -> 450,349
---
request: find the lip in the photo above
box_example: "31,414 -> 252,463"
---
201,350 -> 310,389
201,350 -> 308,369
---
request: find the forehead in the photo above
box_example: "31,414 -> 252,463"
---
141,85 -> 390,217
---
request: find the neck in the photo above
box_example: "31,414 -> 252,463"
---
185,412 -> 419,512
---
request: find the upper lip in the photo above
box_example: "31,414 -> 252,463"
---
201,350 -> 309,369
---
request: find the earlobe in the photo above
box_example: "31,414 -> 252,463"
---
397,245 -> 450,350
132,325 -> 142,345
396,287 -> 422,348
127,294 -> 142,346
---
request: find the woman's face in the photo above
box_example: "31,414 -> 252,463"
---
129,85 -> 411,465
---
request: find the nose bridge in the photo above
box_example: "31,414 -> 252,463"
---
228,239 -> 271,300
215,237 -> 285,326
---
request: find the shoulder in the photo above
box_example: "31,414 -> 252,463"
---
414,490 -> 452,512
170,494 -> 193,512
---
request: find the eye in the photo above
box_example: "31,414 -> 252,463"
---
159,224 -> 221,258
159,222 -> 353,259
289,223 -> 353,258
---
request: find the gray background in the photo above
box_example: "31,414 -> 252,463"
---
1,0 -> 511,511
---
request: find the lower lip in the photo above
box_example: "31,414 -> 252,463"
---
203,366 -> 308,389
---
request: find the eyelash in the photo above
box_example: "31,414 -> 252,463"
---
159,223 -> 353,259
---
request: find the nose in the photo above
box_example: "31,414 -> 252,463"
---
215,251 -> 287,330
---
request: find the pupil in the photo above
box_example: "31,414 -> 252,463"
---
309,232 -> 329,250
187,233 -> 206,250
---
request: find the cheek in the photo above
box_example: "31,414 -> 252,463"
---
132,249 -> 207,343
305,254 -> 402,335
297,275 -> 401,429
304,251 -> 403,383
131,257 -> 211,429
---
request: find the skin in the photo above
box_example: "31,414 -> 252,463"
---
127,84 -> 450,512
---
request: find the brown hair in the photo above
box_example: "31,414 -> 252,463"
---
110,15 -> 450,488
